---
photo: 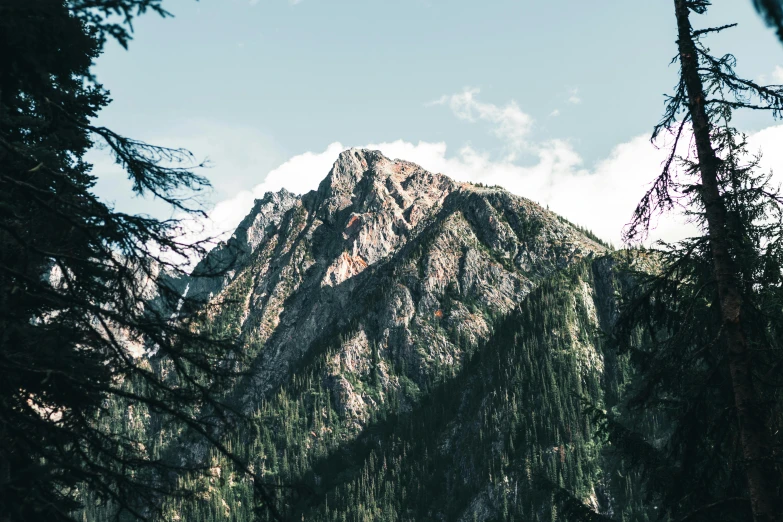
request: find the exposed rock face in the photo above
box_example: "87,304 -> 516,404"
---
187,188 -> 300,302
88,149 -> 634,522
188,148 -> 606,423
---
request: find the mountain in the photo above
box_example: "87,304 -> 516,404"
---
86,149 -> 648,521
189,149 -> 606,415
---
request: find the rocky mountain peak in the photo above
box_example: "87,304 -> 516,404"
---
308,149 -> 457,286
313,148 -> 454,224
186,149 -> 607,413
122,149 -> 639,522
238,188 -> 299,253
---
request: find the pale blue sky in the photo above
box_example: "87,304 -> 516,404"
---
91,0 -> 783,244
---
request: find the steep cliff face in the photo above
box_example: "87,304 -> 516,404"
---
85,149 -> 634,522
294,256 -> 625,522
191,149 -> 606,425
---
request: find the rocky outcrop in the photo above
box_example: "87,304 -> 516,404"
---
187,188 -> 300,303
188,148 -> 607,424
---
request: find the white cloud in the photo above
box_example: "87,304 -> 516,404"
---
189,136 -> 678,252
196,121 -> 783,254
195,141 -> 347,242
567,87 -> 581,105
420,88 -> 690,244
429,88 -> 533,159
760,65 -> 783,84
748,124 -> 783,180
99,111 -> 783,269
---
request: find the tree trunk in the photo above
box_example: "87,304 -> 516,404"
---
673,2 -> 780,521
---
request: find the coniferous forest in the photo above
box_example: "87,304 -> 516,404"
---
1,1 -> 783,522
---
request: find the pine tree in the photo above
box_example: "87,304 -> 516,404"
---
600,1 -> 783,521
0,1 -> 282,520
752,0 -> 783,43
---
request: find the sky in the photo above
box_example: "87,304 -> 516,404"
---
89,0 -> 783,249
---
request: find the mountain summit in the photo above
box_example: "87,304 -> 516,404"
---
190,149 -> 606,415
96,149 -> 630,522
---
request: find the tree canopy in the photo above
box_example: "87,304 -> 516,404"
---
0,1 -> 282,520
578,1 -> 783,521
753,0 -> 783,43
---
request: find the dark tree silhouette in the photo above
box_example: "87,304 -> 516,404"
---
753,0 -> 783,43
552,2 -> 783,522
669,8 -> 781,518
605,1 -> 783,521
0,1 -> 283,520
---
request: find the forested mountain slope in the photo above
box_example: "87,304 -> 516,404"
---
85,150 -> 650,521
